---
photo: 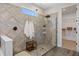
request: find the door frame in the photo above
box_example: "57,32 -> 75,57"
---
57,4 -> 79,52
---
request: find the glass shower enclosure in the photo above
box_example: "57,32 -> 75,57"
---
28,13 -> 58,56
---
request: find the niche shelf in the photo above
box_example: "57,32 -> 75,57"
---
62,27 -> 76,32
67,27 -> 72,31
43,25 -> 46,35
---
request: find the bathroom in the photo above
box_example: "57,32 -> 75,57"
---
0,3 -> 57,56
1,3 -> 79,56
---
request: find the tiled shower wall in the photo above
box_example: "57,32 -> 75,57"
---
0,3 -> 45,54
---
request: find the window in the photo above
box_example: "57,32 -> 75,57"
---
20,8 -> 37,16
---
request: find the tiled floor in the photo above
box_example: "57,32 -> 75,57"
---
15,44 -> 53,56
1,46 -> 79,56
43,47 -> 79,56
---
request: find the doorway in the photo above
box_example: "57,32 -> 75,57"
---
62,5 -> 77,51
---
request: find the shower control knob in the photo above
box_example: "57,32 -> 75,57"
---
76,43 -> 77,45
76,31 -> 77,34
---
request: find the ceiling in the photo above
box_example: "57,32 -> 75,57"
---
34,3 -> 57,10
33,3 -> 71,10
33,3 -> 76,15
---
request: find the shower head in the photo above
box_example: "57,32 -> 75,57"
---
45,15 -> 50,18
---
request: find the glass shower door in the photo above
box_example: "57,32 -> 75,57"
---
25,13 -> 57,56
44,14 -> 57,48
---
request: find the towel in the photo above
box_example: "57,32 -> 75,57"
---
24,20 -> 29,37
24,20 -> 35,39
29,21 -> 35,39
